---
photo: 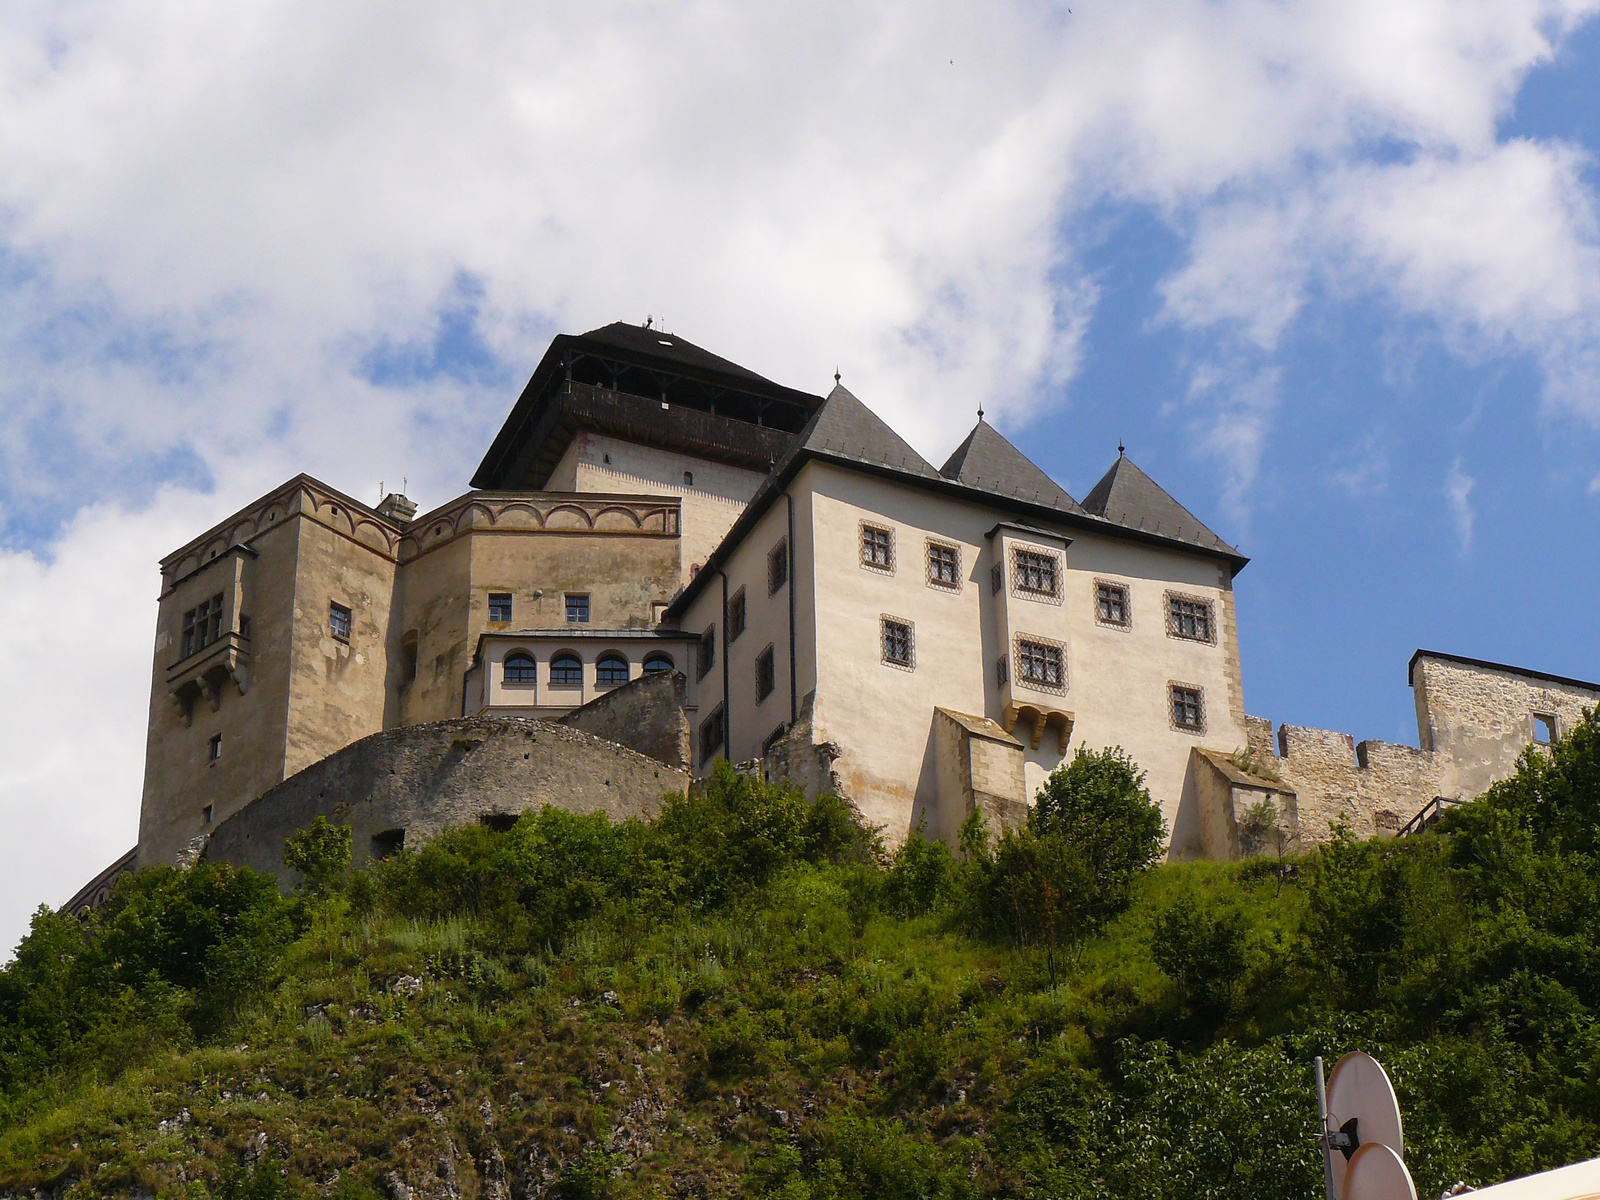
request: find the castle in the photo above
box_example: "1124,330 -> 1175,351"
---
68,321 -> 1600,905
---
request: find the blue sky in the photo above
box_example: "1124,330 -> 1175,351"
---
3,0 -> 1600,955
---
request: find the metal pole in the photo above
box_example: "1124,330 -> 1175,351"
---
1315,1056 -> 1337,1200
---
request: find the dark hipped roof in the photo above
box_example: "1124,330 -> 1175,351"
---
1079,453 -> 1239,558
471,322 -> 824,489
940,418 -> 1086,515
793,383 -> 945,480
665,385 -> 1248,619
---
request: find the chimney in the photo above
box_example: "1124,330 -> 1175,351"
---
377,492 -> 418,524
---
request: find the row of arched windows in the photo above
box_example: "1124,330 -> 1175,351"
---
502,650 -> 676,688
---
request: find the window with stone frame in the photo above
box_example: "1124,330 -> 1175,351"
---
1095,581 -> 1130,629
488,592 -> 513,623
1012,548 -> 1060,598
699,704 -> 725,766
1015,636 -> 1065,692
1170,684 -> 1205,732
768,538 -> 789,595
756,644 -> 776,702
881,616 -> 914,669
729,588 -> 747,642
697,625 -> 716,680
1166,593 -> 1215,643
181,593 -> 225,658
860,523 -> 895,572
927,540 -> 960,589
328,601 -> 353,642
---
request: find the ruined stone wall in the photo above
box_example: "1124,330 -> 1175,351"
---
1412,653 -> 1600,800
556,671 -> 691,769
205,715 -> 689,889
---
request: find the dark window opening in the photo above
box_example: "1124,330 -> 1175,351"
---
699,705 -> 725,766
991,563 -> 1003,594
684,470 -> 694,487
1171,686 -> 1205,731
597,654 -> 630,686
729,588 -> 747,642
488,592 -> 513,623
698,626 -> 716,680
181,593 -> 225,657
1017,639 -> 1064,689
480,813 -> 519,833
1096,582 -> 1129,626
861,524 -> 894,570
239,613 -> 252,639
928,542 -> 959,587
1014,550 -> 1058,597
643,653 -> 675,674
1534,713 -> 1558,745
202,803 -> 213,825
372,828 -> 406,859
207,733 -> 222,763
882,618 -> 914,668
398,631 -> 419,689
329,601 -> 352,641
756,645 -> 776,702
768,538 -> 789,595
550,653 -> 583,687
565,594 -> 591,624
504,652 -> 537,684
996,655 -> 1008,686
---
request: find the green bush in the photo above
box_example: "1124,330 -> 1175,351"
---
283,816 -> 352,898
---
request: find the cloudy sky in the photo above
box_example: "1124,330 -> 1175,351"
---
4,0 -> 1600,954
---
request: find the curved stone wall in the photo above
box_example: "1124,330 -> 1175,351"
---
204,714 -> 689,888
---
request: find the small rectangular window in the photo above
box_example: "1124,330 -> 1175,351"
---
1533,713 -> 1558,745
1014,550 -> 1059,598
768,538 -> 789,595
729,588 -> 747,642
881,617 -> 914,669
202,803 -> 213,825
565,594 -> 590,624
372,828 -> 406,860
1096,582 -> 1130,628
488,592 -> 513,623
991,562 -> 1003,595
756,645 -> 776,702
1167,595 -> 1214,643
996,655 -> 1008,686
927,541 -> 960,589
861,523 -> 894,571
1016,638 -> 1064,690
328,601 -> 352,641
1171,685 -> 1205,732
697,625 -> 716,680
699,704 -> 725,766
207,733 -> 222,763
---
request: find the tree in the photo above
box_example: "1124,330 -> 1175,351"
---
1152,894 -> 1248,1017
1030,746 -> 1166,914
283,816 -> 352,899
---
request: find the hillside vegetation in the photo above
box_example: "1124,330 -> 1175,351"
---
3,723 -> 1600,1200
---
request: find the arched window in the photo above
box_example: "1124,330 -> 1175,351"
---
596,653 -> 630,686
550,653 -> 583,687
642,653 -> 675,675
503,652 -> 536,685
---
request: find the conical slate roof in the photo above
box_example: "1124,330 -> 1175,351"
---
939,419 -> 1085,515
1080,453 -> 1238,556
790,384 -> 944,480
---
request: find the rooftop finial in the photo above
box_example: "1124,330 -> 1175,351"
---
644,314 -> 653,329
834,366 -> 841,385
1118,439 -> 1125,457
977,402 -> 985,421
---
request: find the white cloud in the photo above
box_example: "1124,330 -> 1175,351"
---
3,0 -> 1600,948
1446,457 -> 1478,550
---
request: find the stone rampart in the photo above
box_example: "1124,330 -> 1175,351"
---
556,670 -> 691,768
204,715 -> 688,889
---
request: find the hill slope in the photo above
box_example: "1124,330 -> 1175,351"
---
3,735 -> 1600,1200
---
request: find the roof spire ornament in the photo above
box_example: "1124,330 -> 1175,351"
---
834,366 -> 841,385
977,402 -> 985,421
1118,439 -> 1125,457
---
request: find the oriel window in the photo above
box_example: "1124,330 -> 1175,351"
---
1014,550 -> 1058,597
181,593 -> 225,657
1017,639 -> 1064,689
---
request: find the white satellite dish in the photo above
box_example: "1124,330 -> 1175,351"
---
1343,1144 -> 1419,1200
1326,1052 -> 1405,1198
1459,1154 -> 1600,1199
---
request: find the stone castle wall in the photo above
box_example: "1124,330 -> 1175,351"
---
556,670 -> 692,769
204,715 -> 689,889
